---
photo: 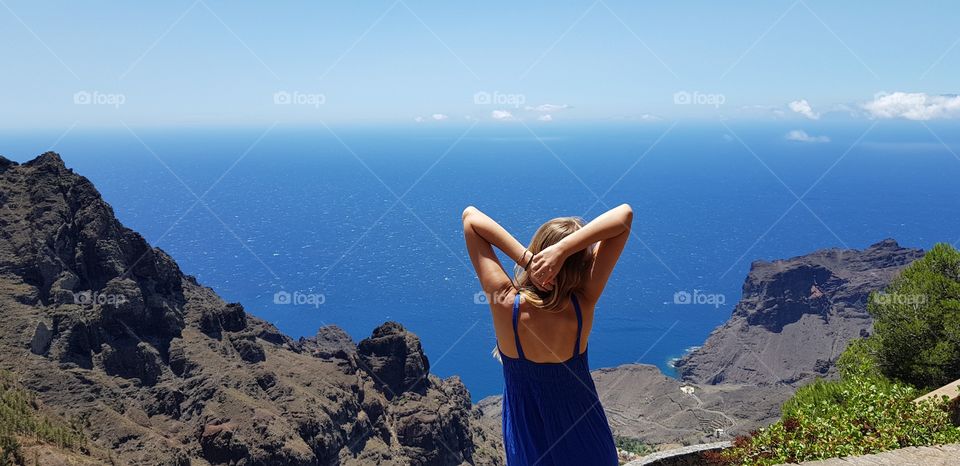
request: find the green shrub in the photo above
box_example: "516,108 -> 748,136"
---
708,375 -> 960,465
0,432 -> 24,466
614,436 -> 650,456
868,243 -> 960,389
0,371 -> 87,461
836,337 -> 881,379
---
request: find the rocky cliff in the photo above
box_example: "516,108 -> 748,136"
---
674,239 -> 923,386
0,152 -> 502,465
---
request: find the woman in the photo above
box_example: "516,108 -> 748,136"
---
462,204 -> 632,465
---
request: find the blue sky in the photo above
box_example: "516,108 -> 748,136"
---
2,0 -> 959,127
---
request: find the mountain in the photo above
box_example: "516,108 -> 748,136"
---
674,239 -> 923,386
0,152 -> 502,465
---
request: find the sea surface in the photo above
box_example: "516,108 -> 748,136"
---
3,120 -> 959,400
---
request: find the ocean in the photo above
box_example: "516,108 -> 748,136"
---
3,120 -> 959,400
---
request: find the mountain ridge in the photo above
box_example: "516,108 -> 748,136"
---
0,152 -> 502,465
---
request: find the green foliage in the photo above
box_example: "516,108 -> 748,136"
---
710,375 -> 960,465
836,337 -> 881,379
614,436 -> 651,456
0,371 -> 87,463
0,433 -> 24,466
868,243 -> 960,389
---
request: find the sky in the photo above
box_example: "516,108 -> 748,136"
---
1,0 -> 959,128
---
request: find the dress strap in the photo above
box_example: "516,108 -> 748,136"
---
571,294 -> 583,358
512,293 -> 526,361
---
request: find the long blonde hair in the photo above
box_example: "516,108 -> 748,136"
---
514,217 -> 593,312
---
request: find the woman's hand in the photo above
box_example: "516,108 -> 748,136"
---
529,243 -> 567,291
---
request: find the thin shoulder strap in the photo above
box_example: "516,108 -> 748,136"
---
512,293 -> 526,361
571,294 -> 583,358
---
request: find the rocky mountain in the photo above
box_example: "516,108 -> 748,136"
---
0,152 -> 502,465
674,239 -> 923,386
477,240 -> 923,448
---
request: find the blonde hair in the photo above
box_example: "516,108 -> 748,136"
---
514,217 -> 593,312
493,217 -> 593,363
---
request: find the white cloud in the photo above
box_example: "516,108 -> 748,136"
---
431,113 -> 449,121
491,110 -> 515,120
788,99 -> 820,120
537,114 -> 553,122
413,116 -> 424,123
639,114 -> 662,121
785,129 -> 830,143
524,103 -> 570,113
863,92 -> 960,120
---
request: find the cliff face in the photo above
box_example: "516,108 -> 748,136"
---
674,239 -> 923,386
0,153 -> 502,465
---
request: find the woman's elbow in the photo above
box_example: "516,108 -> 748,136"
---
462,206 -> 478,221
462,206 -> 478,230
619,203 -> 633,227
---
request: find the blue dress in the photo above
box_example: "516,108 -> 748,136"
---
498,293 -> 619,465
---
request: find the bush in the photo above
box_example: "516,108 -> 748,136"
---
836,337 -> 881,379
0,371 -> 87,461
614,436 -> 650,456
709,375 -> 960,465
0,433 -> 24,466
868,243 -> 960,389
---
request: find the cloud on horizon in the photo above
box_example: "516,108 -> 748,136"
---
788,99 -> 820,120
785,129 -> 830,143
863,92 -> 960,120
491,110 -> 515,121
431,113 -> 449,121
525,103 -> 571,113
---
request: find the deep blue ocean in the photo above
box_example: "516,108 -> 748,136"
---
3,121 -> 959,400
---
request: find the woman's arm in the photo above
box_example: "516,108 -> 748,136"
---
529,204 -> 632,299
462,206 -> 527,298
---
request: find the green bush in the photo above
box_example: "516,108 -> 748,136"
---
0,371 -> 87,462
0,433 -> 24,466
836,337 -> 881,379
708,375 -> 960,465
614,436 -> 650,456
868,243 -> 960,389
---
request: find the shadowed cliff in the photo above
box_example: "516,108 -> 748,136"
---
0,152 -> 503,465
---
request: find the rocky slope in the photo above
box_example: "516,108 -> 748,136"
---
0,153 -> 502,465
477,240 -> 923,448
674,239 -> 923,386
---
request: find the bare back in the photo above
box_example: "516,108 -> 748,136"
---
493,291 -> 596,363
